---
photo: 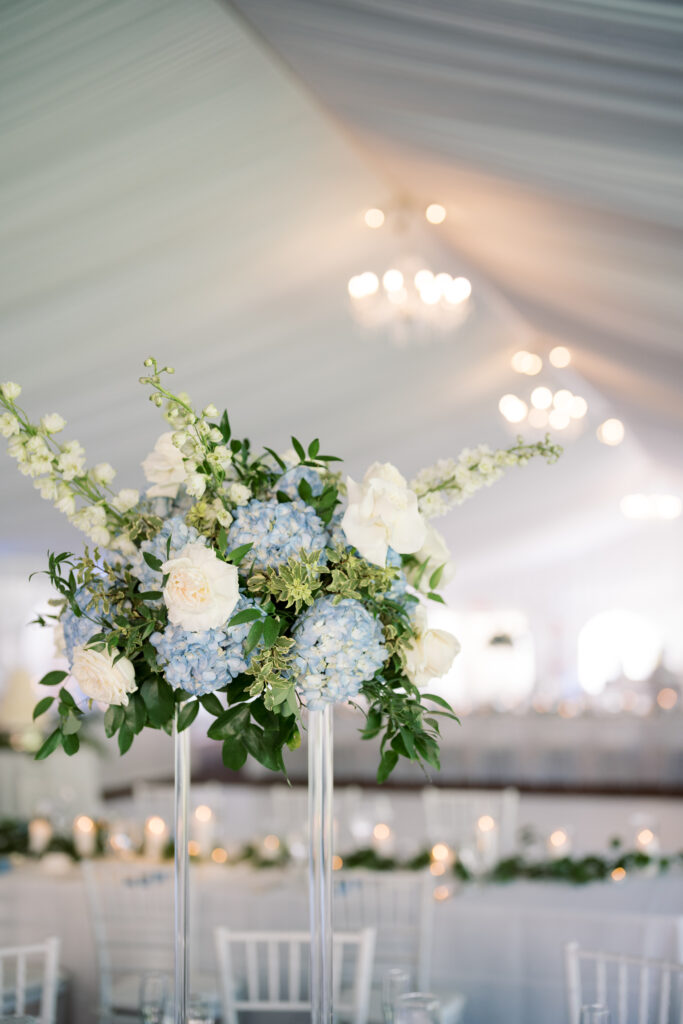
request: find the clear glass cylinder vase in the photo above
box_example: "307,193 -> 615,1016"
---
308,705 -> 334,1024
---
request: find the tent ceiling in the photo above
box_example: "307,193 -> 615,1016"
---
0,0 -> 681,618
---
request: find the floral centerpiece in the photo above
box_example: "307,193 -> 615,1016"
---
0,361 -> 560,778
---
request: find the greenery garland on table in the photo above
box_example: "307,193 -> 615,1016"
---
0,363 -> 559,780
1,818 -> 680,885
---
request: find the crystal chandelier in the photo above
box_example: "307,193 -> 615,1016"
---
347,202 -> 472,345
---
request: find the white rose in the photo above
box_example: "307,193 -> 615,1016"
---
162,542 -> 239,631
112,488 -> 139,512
227,482 -> 251,506
404,613 -> 461,689
0,413 -> 20,437
341,461 -> 427,566
141,432 -> 187,498
92,462 -> 116,485
72,645 -> 137,706
408,523 -> 456,592
1,381 -> 21,400
41,413 -> 66,434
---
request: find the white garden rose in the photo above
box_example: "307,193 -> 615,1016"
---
141,432 -> 187,498
162,542 -> 239,631
40,413 -> 66,434
341,461 -> 427,566
408,522 -> 456,593
404,608 -> 460,688
72,645 -> 137,706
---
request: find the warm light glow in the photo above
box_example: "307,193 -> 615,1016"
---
364,208 -> 385,229
477,815 -> 496,833
263,834 -> 280,852
597,418 -> 624,446
553,389 -> 574,412
414,269 -> 434,290
419,282 -> 441,305
211,847 -> 228,864
430,862 -> 446,877
637,829 -> 654,847
549,346 -> 571,368
146,816 -> 166,836
388,287 -> 408,306
511,351 -> 542,375
75,815 -> 95,834
433,885 -> 451,901
531,386 -> 553,410
549,829 -> 568,848
382,269 -> 404,293
620,494 -> 682,521
188,840 -> 200,857
373,823 -> 391,841
611,867 -> 626,882
657,687 -> 678,710
425,203 -> 447,224
435,272 -> 452,292
569,396 -> 588,419
528,409 -> 549,429
332,855 -> 344,871
444,276 -> 472,304
348,272 -> 379,299
548,409 -> 570,430
195,805 -> 212,823
431,843 -> 451,862
499,394 -> 528,424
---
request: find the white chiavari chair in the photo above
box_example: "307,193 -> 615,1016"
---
214,927 -> 375,1024
333,871 -> 465,1023
0,937 -> 59,1024
565,940 -> 683,1024
422,786 -> 519,856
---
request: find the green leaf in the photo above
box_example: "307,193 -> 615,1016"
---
219,409 -> 231,443
199,693 -> 224,717
62,732 -> 80,756
426,592 -> 445,604
263,446 -> 286,470
39,670 -> 68,688
104,704 -> 125,738
141,677 -> 175,727
139,591 -> 163,601
297,478 -> 313,503
421,692 -> 455,712
35,729 -> 62,760
143,552 -> 163,572
377,749 -> 399,783
291,436 -> 305,462
61,712 -> 82,736
415,733 -> 440,769
428,563 -> 446,590
59,687 -> 77,709
225,542 -> 253,566
217,525 -> 228,555
360,708 -> 382,739
398,726 -> 417,760
125,693 -> 147,734
286,726 -> 301,750
307,438 -> 320,458
177,701 -> 199,732
207,704 -> 251,741
118,725 -> 134,755
244,620 -> 263,654
33,696 -> 55,720
243,724 -> 285,773
222,739 -> 247,770
262,616 -> 279,649
228,607 -> 262,627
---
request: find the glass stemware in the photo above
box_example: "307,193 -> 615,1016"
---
382,968 -> 411,1023
394,992 -> 441,1024
140,972 -> 168,1024
187,995 -> 214,1024
580,1005 -> 611,1024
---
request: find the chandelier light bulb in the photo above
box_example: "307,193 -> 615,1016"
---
435,272 -> 453,293
569,396 -> 588,419
445,277 -> 472,304
499,394 -> 528,424
553,389 -> 574,412
549,345 -> 571,368
425,203 -> 447,224
597,418 -> 625,446
531,386 -> 553,410
382,268 -> 404,293
549,409 -> 570,430
414,269 -> 434,290
364,208 -> 385,229
420,281 -> 441,305
511,351 -> 542,375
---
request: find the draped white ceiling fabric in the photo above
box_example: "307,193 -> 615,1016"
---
0,0 -> 681,642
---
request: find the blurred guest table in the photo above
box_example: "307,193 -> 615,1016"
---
1,861 -> 681,1024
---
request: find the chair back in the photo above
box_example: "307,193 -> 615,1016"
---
0,937 -> 60,1024
565,940 -> 683,1024
214,927 -> 375,1024
82,860 -> 174,1016
333,871 -> 433,991
422,786 -> 519,855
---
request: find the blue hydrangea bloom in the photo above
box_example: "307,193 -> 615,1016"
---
385,549 -> 409,602
291,596 -> 386,709
150,598 -> 258,696
131,515 -> 201,589
226,499 -> 329,571
273,466 -> 324,500
61,586 -> 109,667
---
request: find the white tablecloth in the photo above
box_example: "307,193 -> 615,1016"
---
1,862 -> 681,1024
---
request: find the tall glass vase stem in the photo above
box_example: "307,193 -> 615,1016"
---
174,709 -> 190,1024
308,705 -> 334,1024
